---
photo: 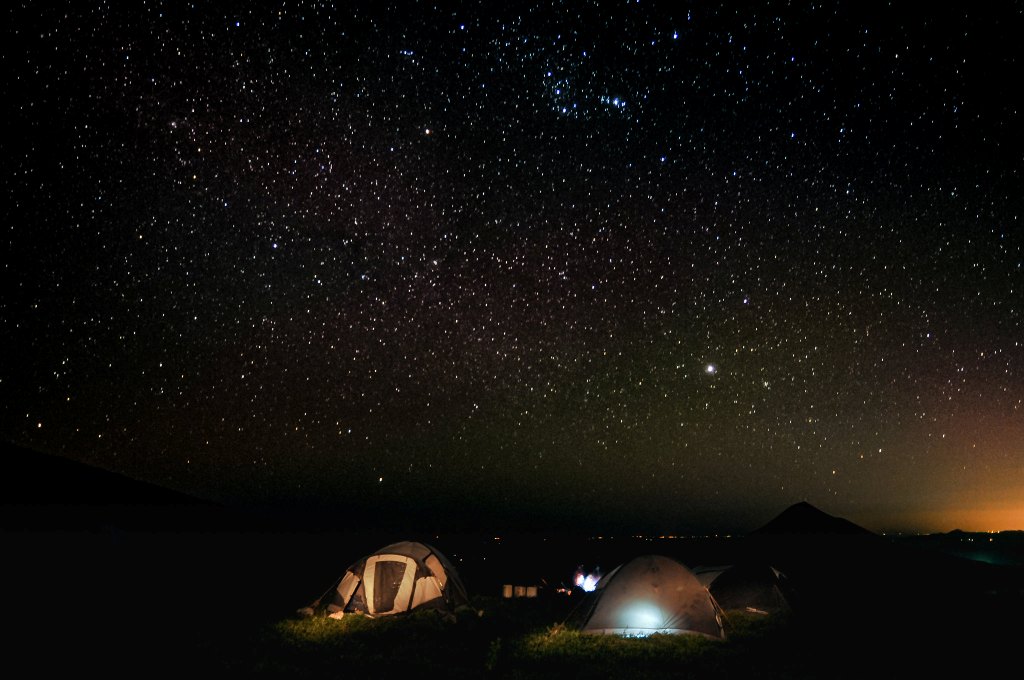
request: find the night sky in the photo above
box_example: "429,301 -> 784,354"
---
4,2 -> 1022,533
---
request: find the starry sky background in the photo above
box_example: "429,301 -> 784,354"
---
3,1 -> 1022,533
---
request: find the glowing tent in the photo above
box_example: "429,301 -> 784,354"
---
303,541 -> 468,618
574,555 -> 724,638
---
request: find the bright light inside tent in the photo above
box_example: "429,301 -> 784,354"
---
617,601 -> 665,635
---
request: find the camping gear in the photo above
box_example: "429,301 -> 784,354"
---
305,541 -> 468,618
574,554 -> 724,638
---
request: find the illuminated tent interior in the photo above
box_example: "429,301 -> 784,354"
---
695,564 -> 793,615
573,555 -> 725,638
301,541 -> 469,618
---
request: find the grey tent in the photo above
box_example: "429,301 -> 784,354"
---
305,541 -> 469,618
575,555 -> 724,638
694,563 -> 792,615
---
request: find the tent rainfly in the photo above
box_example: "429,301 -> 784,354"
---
575,555 -> 725,638
303,541 -> 468,618
694,563 -> 792,615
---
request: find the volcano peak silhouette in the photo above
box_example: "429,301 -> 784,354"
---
753,501 -> 874,536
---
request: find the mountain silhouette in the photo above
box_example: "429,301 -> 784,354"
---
1,441 -> 220,530
752,501 -> 874,536
1,441 -> 209,507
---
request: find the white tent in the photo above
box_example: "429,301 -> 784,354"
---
305,541 -> 468,618
576,555 -> 724,638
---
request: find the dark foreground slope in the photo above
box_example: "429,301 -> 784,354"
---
2,443 -> 325,674
741,502 -> 1024,675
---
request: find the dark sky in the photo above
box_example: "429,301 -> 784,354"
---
3,1 -> 1022,533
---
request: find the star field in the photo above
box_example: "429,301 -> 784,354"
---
3,2 -> 1022,532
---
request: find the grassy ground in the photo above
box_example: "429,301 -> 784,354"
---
194,601 -> 815,679
182,595 -> 1024,679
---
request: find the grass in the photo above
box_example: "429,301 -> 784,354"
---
218,609 -> 487,677
34,596 -> 1015,679
175,593 -> 1024,679
508,626 -> 720,679
497,610 -> 805,680
194,602 -> 809,679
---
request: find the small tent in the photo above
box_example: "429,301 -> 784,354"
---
304,541 -> 469,618
574,555 -> 724,638
694,563 -> 792,615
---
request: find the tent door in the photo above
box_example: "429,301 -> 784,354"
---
363,555 -> 417,615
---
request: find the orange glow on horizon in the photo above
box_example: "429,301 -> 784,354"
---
862,504 -> 1024,534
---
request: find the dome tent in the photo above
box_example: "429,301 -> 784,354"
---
304,541 -> 468,618
574,555 -> 724,638
694,563 -> 793,615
